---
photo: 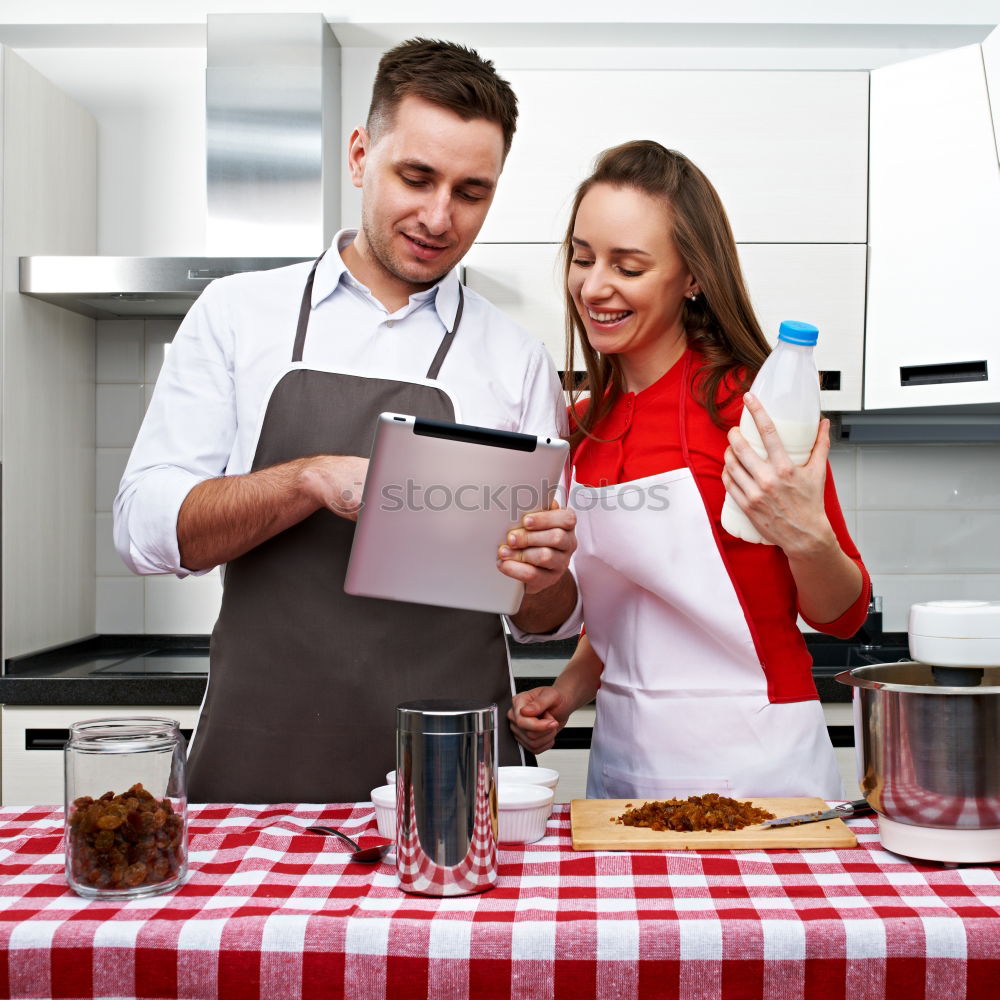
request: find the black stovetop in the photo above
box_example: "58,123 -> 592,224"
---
0,633 -> 908,708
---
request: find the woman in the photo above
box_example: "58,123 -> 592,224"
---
508,141 -> 870,799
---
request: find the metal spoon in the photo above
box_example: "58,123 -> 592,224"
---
305,825 -> 392,863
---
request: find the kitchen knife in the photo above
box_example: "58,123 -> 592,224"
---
761,798 -> 873,828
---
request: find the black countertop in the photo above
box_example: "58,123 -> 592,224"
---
1,632 -> 910,707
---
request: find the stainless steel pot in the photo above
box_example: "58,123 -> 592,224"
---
836,662 -> 1000,830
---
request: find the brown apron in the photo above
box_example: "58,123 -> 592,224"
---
187,256 -> 522,803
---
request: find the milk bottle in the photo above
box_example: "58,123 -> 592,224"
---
720,320 -> 821,545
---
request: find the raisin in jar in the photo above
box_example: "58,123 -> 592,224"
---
64,717 -> 188,899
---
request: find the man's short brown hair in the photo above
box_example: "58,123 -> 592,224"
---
367,38 -> 518,159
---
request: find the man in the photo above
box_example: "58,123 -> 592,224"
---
114,39 -> 577,803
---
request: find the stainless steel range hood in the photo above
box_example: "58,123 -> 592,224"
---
19,256 -> 313,319
20,13 -> 339,319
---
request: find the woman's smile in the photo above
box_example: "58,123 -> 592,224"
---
586,308 -> 633,327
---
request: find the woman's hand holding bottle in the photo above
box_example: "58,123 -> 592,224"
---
722,393 -> 837,558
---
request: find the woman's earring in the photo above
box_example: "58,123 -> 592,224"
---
688,292 -> 698,301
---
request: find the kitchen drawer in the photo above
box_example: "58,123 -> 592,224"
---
465,243 -> 866,409
535,748 -> 589,804
836,747 -> 862,800
1,705 -> 199,807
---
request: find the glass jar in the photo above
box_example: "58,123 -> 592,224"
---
64,717 -> 188,900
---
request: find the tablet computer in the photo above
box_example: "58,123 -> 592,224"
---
344,412 -> 569,615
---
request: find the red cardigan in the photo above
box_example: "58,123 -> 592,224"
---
571,348 -> 871,704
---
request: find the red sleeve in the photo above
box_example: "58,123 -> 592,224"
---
797,465 -> 872,638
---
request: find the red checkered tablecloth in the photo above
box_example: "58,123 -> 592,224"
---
1,803 -> 998,1000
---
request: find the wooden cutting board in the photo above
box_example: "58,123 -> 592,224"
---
571,797 -> 857,851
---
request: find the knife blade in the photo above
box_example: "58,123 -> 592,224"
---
761,798 -> 873,828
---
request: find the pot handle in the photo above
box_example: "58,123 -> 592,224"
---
834,669 -> 860,687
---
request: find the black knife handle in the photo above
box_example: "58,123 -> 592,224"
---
835,798 -> 874,816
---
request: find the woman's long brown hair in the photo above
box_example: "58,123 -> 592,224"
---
564,141 -> 771,449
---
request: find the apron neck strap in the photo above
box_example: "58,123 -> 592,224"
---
424,284 -> 464,380
292,253 -> 325,364
292,253 -> 465,381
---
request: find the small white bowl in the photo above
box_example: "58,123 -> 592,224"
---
370,784 -> 396,840
497,782 -> 554,845
386,770 -> 396,787
498,765 -> 559,792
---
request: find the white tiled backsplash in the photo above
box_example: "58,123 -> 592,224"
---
95,320 -> 1000,635
96,319 -> 222,634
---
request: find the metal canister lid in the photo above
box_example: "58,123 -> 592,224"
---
396,700 -> 497,735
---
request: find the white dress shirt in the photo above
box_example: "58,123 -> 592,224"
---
114,230 -> 567,577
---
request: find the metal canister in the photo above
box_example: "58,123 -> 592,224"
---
395,700 -> 498,895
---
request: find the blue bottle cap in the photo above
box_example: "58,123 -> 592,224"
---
777,320 -> 819,346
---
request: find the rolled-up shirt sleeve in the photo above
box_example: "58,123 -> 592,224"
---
113,281 -> 237,577
505,566 -> 584,643
517,341 -> 569,442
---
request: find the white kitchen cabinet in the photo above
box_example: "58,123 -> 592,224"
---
1,705 -> 199,807
984,28 -> 1000,164
866,42 -> 1000,410
482,69 -> 869,245
542,710 -> 591,805
824,702 -> 861,800
1,48 -> 98,661
465,242 -> 866,409
739,245 -> 866,411
536,748 -> 589,804
463,244 -> 569,371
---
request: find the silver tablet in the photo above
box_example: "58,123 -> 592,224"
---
344,413 -> 569,615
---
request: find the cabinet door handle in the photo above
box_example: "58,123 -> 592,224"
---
25,728 -> 192,751
900,360 -> 988,386
25,730 -> 70,751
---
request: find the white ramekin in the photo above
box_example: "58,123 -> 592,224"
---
498,765 -> 560,792
369,784 -> 396,840
497,783 -> 555,844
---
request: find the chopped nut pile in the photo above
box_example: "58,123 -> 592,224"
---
67,783 -> 185,890
614,793 -> 775,832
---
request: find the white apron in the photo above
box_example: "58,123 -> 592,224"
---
572,355 -> 842,801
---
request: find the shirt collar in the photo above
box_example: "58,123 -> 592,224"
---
313,228 -> 463,331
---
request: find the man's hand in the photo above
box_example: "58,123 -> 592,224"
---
178,454 -> 368,571
497,501 -> 577,595
297,455 -> 369,522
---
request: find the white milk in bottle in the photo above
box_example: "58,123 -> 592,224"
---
720,320 -> 821,545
